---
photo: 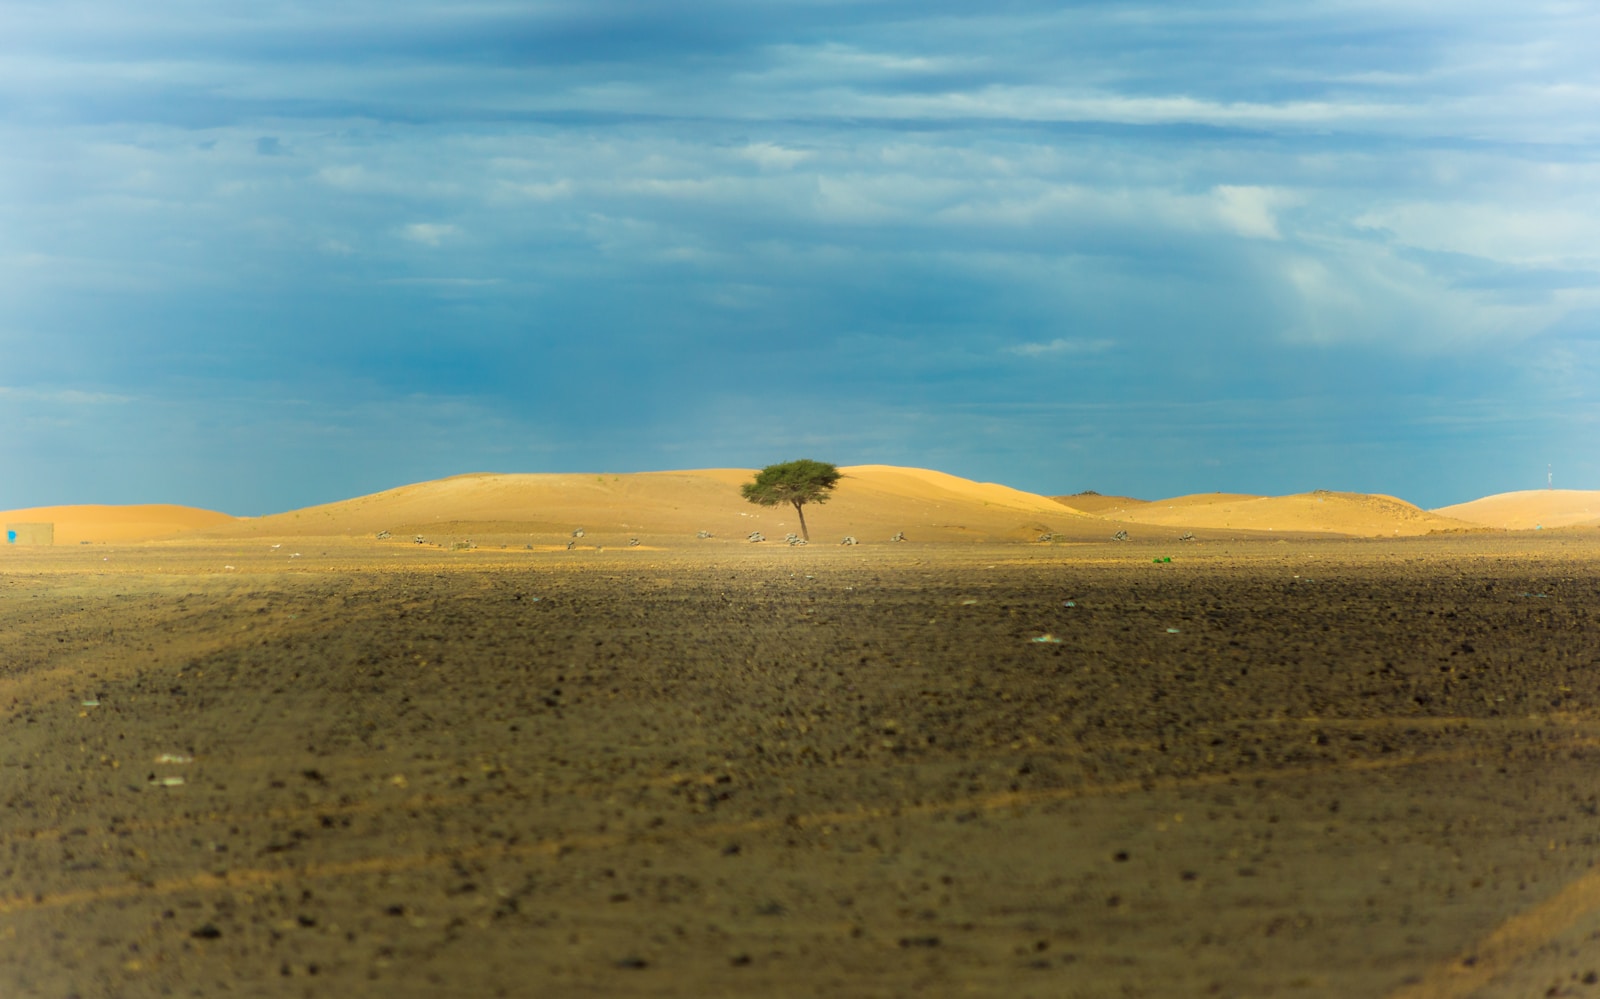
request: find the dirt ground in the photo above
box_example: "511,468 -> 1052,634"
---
3,534 -> 1599,998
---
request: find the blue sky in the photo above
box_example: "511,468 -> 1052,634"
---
3,1 -> 1598,514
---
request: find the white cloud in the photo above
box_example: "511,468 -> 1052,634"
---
754,43 -> 977,84
1355,202 -> 1600,268
496,179 -> 573,201
318,165 -> 368,189
737,142 -> 811,171
1212,185 -> 1291,240
401,223 -> 459,247
1277,241 -> 1593,349
850,86 -> 1417,131
1008,338 -> 1115,357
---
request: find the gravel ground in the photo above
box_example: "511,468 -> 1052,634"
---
3,534 -> 1599,997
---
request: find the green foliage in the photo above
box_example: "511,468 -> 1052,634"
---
741,459 -> 842,541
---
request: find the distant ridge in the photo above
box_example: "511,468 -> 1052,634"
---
7,472 -> 1558,546
1050,492 -> 1149,516
0,504 -> 239,544
1434,489 -> 1600,531
1071,490 -> 1481,538
189,466 -> 1105,544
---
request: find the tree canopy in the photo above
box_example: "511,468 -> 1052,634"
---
740,459 -> 842,541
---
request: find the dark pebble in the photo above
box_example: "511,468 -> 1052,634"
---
191,924 -> 222,940
898,936 -> 941,949
617,957 -> 649,970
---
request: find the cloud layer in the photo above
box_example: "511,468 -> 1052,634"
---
3,1 -> 1598,511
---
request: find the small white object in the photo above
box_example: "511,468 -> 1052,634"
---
151,776 -> 185,787
155,753 -> 194,764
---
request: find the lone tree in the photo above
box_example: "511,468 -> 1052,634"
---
741,459 -> 842,542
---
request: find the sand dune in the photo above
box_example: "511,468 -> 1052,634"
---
1095,490 -> 1482,538
10,471 -> 1547,546
1050,492 -> 1149,517
1434,489 -> 1600,531
0,504 -> 238,544
191,466 -> 1105,545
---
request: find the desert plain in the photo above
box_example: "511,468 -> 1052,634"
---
3,466 -> 1600,998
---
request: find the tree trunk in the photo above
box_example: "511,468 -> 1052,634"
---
792,500 -> 809,541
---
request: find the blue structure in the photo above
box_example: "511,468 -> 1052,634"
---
4,523 -> 53,545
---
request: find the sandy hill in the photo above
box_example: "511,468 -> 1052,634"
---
1434,489 -> 1600,531
6,473 -> 1523,547
1099,490 -> 1482,538
193,466 -> 1107,544
1050,492 -> 1149,517
0,504 -> 239,544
